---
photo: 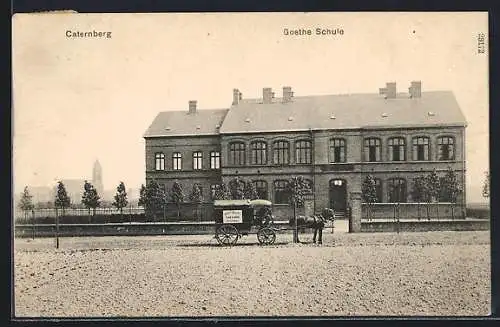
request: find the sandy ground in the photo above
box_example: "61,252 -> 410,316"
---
14,230 -> 490,317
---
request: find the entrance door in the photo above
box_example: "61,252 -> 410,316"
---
329,179 -> 347,213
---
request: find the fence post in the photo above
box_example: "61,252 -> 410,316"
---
31,209 -> 35,240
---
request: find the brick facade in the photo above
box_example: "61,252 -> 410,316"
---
145,125 -> 466,218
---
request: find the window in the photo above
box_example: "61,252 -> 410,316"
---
329,138 -> 346,163
374,178 -> 382,203
210,184 -> 219,199
274,180 -> 289,204
273,140 -> 290,165
253,180 -> 268,200
210,151 -> 220,169
387,178 -> 407,203
193,152 -> 203,170
160,183 -> 166,194
437,136 -> 455,160
304,179 -> 314,200
412,137 -> 430,161
364,138 -> 381,162
172,152 -> 182,170
228,142 -> 246,166
388,137 -> 406,161
295,140 -> 312,164
250,141 -> 267,165
154,152 -> 165,170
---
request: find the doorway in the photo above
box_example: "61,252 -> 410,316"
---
329,179 -> 347,213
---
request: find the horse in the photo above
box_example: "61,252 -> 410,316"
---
289,208 -> 335,244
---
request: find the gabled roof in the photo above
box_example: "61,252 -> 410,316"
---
143,109 -> 229,138
219,91 -> 467,134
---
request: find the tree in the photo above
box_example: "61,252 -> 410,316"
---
228,177 -> 246,200
54,181 -> 70,249
440,167 -> 463,219
286,176 -> 312,243
361,175 -> 378,221
19,186 -> 35,224
244,180 -> 259,200
213,183 -> 230,200
54,181 -> 71,214
426,169 -> 441,220
189,183 -> 203,221
411,175 -> 428,220
171,181 -> 184,219
144,180 -> 166,221
441,167 -> 462,203
482,171 -> 490,199
81,180 -> 101,221
138,184 -> 147,207
112,181 -> 129,215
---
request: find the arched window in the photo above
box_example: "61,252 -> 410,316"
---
437,136 -> 455,160
273,140 -> 290,165
210,184 -> 218,199
303,179 -> 314,200
253,180 -> 268,200
387,178 -> 407,203
329,138 -> 346,163
228,142 -> 246,166
388,137 -> 406,161
274,180 -> 289,204
295,140 -> 312,164
412,137 -> 430,161
364,138 -> 381,162
154,152 -> 165,170
250,141 -> 267,165
172,152 -> 182,170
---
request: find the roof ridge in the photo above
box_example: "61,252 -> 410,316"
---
157,108 -> 229,114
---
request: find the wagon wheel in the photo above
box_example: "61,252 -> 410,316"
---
257,227 -> 276,245
216,225 -> 239,246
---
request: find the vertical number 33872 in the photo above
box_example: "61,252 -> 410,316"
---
477,33 -> 486,54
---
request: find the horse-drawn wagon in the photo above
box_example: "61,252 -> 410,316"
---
213,199 -> 277,246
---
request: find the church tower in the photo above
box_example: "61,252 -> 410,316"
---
92,160 -> 103,196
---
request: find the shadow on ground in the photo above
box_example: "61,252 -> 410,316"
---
176,241 -> 324,248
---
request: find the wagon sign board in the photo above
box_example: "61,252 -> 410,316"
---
222,210 -> 243,224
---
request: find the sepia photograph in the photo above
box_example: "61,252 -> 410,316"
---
12,12 -> 490,317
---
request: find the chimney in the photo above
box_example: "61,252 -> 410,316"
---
232,88 -> 242,105
188,100 -> 197,114
379,82 -> 397,99
263,87 -> 274,104
409,81 -> 422,98
282,86 -> 294,103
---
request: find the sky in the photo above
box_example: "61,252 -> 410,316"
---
12,12 -> 489,203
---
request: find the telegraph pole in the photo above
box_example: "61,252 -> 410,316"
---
55,208 -> 59,249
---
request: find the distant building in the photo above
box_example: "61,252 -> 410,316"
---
56,179 -> 86,205
92,160 -> 104,196
144,82 -> 466,220
52,159 -> 105,206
